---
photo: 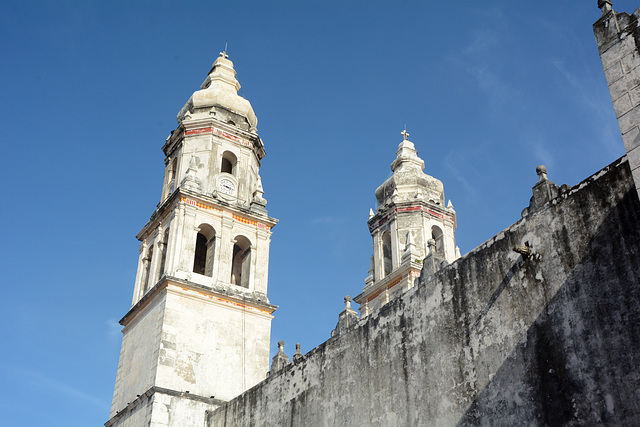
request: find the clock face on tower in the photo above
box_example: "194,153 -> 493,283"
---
219,178 -> 236,196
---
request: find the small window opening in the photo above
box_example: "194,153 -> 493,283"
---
231,236 -> 251,288
221,151 -> 237,175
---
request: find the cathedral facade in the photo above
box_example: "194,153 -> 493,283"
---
107,2 -> 640,426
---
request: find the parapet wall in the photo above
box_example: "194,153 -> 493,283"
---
208,156 -> 640,426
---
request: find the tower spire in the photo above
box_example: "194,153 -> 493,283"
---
354,131 -> 459,316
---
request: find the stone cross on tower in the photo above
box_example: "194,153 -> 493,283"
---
401,129 -> 410,140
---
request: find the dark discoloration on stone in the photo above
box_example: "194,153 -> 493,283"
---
206,157 -> 640,426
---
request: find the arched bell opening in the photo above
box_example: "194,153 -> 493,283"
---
231,235 -> 251,288
193,224 -> 216,277
431,225 -> 444,256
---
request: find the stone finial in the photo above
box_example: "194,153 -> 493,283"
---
270,340 -> 291,374
181,156 -> 202,191
365,255 -> 375,286
536,165 -> 548,181
251,176 -> 268,213
598,0 -> 612,14
344,295 -> 352,310
293,343 -> 303,363
369,208 -> 375,219
420,238 -> 445,280
447,200 -> 454,210
427,238 -> 436,254
415,188 -> 424,200
391,188 -> 399,203
405,231 -> 415,249
402,231 -> 419,264
331,295 -> 360,337
524,164 -> 559,216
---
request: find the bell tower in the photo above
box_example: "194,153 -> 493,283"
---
354,130 -> 459,316
106,52 -> 278,427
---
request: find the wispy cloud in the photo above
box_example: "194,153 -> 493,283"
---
526,133 -> 555,170
445,17 -> 515,108
444,158 -> 479,203
2,365 -> 107,408
551,59 -> 622,157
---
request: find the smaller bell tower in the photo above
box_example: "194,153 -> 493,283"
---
354,130 -> 459,316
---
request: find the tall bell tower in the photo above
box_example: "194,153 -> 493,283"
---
106,52 -> 278,427
354,130 -> 459,316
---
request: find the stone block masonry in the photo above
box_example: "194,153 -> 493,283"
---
207,156 -> 640,426
595,5 -> 640,197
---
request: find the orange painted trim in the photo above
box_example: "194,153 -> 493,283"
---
233,213 -> 271,230
181,197 -> 223,213
185,125 -> 253,149
366,273 -> 409,302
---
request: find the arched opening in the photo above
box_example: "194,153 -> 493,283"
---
193,224 -> 216,277
143,245 -> 154,293
221,151 -> 237,175
231,235 -> 251,288
431,225 -> 444,256
382,230 -> 392,277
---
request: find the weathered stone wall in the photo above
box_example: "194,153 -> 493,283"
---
110,294 -> 165,419
207,156 -> 640,426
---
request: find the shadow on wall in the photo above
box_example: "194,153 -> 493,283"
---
458,189 -> 640,427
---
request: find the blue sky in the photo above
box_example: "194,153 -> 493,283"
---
0,1 -> 636,425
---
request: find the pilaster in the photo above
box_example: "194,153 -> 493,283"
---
390,219 -> 399,269
372,229 -> 383,281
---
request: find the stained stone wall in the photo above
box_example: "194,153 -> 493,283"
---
207,156 -> 640,426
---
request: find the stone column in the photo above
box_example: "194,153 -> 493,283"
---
219,215 -> 235,284
138,244 -> 152,296
210,223 -> 222,282
131,242 -> 146,305
372,229 -> 383,282
390,219 -> 400,270
165,206 -> 181,275
178,204 -> 197,272
244,245 -> 254,290
148,224 -> 164,287
254,229 -> 271,295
